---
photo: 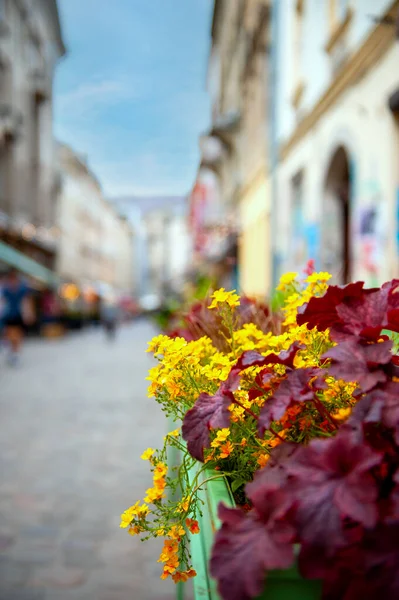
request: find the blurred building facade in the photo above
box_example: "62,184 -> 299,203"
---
0,0 -> 65,285
271,0 -> 399,286
56,144 -> 134,299
111,196 -> 191,306
190,0 -> 271,298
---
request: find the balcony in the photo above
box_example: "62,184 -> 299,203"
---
30,68 -> 51,101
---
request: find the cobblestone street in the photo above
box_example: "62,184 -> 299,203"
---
0,321 -> 178,600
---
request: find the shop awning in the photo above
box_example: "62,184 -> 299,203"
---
0,240 -> 59,287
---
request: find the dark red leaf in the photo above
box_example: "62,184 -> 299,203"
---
248,369 -> 274,401
333,280 -> 399,341
210,504 -> 295,600
296,281 -> 368,330
182,389 -> 234,461
355,524 -> 399,599
246,443 -> 297,515
286,432 -> 382,548
350,379 -> 399,447
258,368 -> 319,435
236,342 -> 304,371
322,339 -> 392,392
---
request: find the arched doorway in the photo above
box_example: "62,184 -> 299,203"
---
322,146 -> 352,283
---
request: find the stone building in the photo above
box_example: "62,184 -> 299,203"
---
56,144 -> 134,297
0,0 -> 65,283
191,0 -> 271,298
271,0 -> 399,286
111,196 -> 191,306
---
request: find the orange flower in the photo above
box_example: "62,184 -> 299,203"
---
204,451 -> 215,463
299,416 -> 311,431
269,437 -> 282,448
279,405 -> 302,428
172,569 -> 197,583
158,539 -> 179,563
257,454 -> 270,468
168,524 -> 186,540
161,562 -> 179,579
185,518 -> 200,534
219,441 -> 234,458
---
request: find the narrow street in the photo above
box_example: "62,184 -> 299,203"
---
0,322 -> 177,600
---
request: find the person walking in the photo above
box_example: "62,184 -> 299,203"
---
100,295 -> 119,341
2,269 -> 34,365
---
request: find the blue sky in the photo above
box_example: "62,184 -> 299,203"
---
54,0 -> 212,198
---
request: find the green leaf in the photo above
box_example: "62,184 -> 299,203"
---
231,478 -> 246,493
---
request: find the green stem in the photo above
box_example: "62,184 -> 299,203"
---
232,398 -> 258,421
313,398 -> 338,430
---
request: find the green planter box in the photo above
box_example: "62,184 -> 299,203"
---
184,466 -> 322,600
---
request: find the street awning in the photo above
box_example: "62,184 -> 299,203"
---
0,240 -> 59,287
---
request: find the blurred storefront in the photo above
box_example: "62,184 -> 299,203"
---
191,0 -> 271,298
0,0 -> 65,293
270,0 -> 399,285
56,143 -> 136,320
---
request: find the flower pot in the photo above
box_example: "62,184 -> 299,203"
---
184,466 -> 322,600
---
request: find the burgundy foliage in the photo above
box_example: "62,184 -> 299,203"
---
258,368 -> 318,434
182,370 -> 240,461
169,295 -> 281,351
236,341 -> 304,371
322,338 -> 392,392
205,278 -> 399,600
210,503 -> 295,600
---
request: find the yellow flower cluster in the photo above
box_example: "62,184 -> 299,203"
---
120,501 -> 149,536
209,288 -> 240,309
121,275 -> 359,584
144,462 -> 168,503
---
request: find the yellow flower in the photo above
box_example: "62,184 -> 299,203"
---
153,463 -> 168,481
146,334 -> 170,354
331,407 -> 352,421
211,428 -> 230,447
141,448 -> 155,461
306,272 -> 332,284
144,486 -> 164,503
176,496 -> 190,513
119,502 -> 149,528
120,508 -> 134,529
277,272 -> 298,291
167,428 -> 180,438
209,288 -> 240,309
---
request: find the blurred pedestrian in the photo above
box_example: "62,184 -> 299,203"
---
100,295 -> 119,341
2,269 -> 34,365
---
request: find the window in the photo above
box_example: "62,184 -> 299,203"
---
326,0 -> 352,71
291,171 -> 307,270
291,0 -> 305,114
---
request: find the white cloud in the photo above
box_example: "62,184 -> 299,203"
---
94,151 -> 197,197
56,76 -> 143,120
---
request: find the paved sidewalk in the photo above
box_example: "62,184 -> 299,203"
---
0,321 -> 179,600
